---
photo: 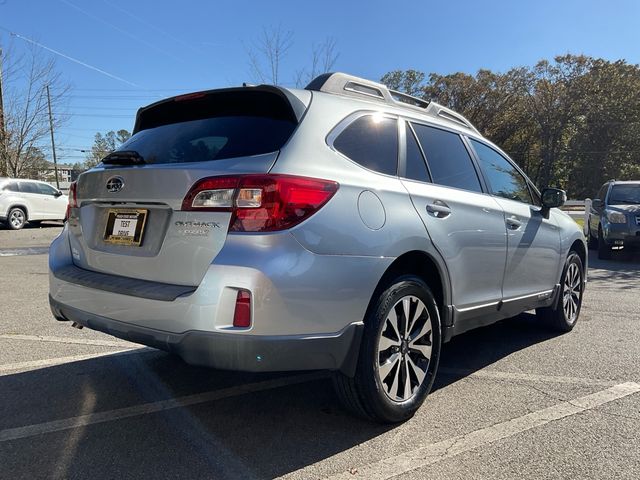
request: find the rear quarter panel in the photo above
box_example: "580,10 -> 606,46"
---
273,93 -> 439,259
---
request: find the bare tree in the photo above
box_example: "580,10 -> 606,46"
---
295,37 -> 339,87
246,26 -> 294,85
0,42 -> 70,178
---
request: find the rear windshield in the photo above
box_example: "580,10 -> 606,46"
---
116,115 -> 296,164
110,88 -> 299,165
609,184 -> 640,205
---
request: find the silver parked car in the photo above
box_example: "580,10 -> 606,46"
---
1,178 -> 68,230
49,73 -> 586,423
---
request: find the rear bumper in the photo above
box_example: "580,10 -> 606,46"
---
49,225 -> 390,374
50,295 -> 362,374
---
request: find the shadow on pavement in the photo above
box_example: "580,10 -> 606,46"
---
0,220 -> 63,230
587,252 -> 640,290
0,313 -> 561,479
435,312 -> 558,390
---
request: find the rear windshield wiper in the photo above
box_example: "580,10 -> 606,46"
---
102,150 -> 146,165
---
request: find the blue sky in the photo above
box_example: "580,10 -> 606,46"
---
1,0 -> 639,165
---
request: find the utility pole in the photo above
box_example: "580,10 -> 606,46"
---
0,48 -> 8,177
46,84 -> 60,189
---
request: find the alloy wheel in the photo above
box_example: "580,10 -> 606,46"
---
562,262 -> 582,323
10,210 -> 25,229
376,295 -> 432,402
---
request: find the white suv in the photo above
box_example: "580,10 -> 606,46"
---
0,178 -> 68,229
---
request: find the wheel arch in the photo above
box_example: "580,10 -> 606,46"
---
569,238 -> 586,268
6,204 -> 29,221
365,250 -> 452,329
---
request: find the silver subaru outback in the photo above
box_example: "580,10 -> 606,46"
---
49,73 -> 586,423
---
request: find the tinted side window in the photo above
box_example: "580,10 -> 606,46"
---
37,183 -> 58,195
412,124 -> 482,192
471,140 -> 532,204
19,182 -> 39,194
2,182 -> 19,192
333,115 -> 398,176
404,123 -> 430,183
597,184 -> 608,202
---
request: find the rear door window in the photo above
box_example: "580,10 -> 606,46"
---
411,123 -> 482,192
333,115 -> 398,176
18,182 -> 39,194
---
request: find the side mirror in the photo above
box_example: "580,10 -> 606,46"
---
541,188 -> 566,208
541,188 -> 566,216
591,198 -> 602,210
54,190 -> 63,198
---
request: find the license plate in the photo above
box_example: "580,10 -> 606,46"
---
104,209 -> 148,246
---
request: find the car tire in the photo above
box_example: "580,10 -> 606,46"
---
536,251 -> 584,332
597,228 -> 612,260
8,207 -> 26,230
333,275 -> 441,424
587,228 -> 598,250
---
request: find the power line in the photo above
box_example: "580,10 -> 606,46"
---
72,87 -> 209,92
64,105 -> 137,111
59,0 -> 185,65
0,25 -> 139,87
59,113 -> 133,118
68,95 -> 159,100
101,0 -> 208,56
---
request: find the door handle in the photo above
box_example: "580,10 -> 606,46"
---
426,201 -> 451,218
506,216 -> 522,230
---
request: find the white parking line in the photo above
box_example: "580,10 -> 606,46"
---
325,382 -> 640,480
0,372 -> 327,442
0,333 -> 139,348
0,348 -> 144,375
438,367 -> 616,387
0,333 -> 140,349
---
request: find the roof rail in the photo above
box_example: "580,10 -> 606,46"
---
425,103 -> 480,135
305,72 -> 479,134
388,89 -> 430,109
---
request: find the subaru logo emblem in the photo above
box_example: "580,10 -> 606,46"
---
106,176 -> 124,193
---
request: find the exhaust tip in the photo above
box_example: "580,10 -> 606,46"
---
71,322 -> 84,330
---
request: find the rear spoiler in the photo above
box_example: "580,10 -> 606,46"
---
133,85 -> 309,134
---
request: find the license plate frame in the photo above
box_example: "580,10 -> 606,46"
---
103,209 -> 148,246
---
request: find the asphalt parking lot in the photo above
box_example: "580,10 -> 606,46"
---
1,224 -> 639,480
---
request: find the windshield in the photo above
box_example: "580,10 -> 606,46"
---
114,115 -> 296,165
608,184 -> 640,205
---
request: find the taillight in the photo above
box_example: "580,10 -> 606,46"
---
65,181 -> 78,221
181,174 -> 339,232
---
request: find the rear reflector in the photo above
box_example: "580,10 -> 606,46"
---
182,174 -> 339,232
233,290 -> 252,328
